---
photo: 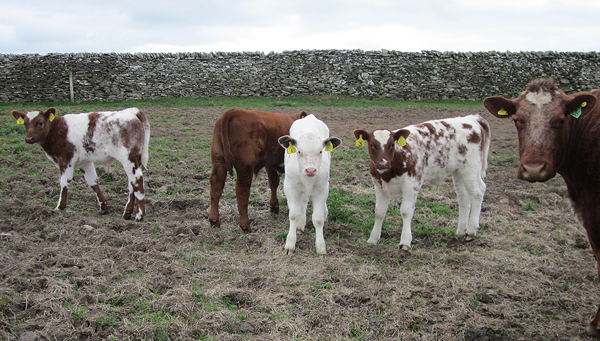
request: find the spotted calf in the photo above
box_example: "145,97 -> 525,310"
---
354,114 -> 490,249
12,107 -> 150,221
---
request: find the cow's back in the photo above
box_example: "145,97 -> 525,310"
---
212,108 -> 297,172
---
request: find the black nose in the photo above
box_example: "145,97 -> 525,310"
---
25,137 -> 35,144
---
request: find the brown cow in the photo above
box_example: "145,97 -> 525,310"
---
484,78 -> 600,335
209,108 -> 307,232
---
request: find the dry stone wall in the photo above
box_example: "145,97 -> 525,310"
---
1,50 -> 599,102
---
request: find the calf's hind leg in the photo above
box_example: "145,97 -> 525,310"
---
209,160 -> 227,226
121,158 -> 145,221
80,162 -> 109,214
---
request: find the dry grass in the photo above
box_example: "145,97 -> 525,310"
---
0,103 -> 597,340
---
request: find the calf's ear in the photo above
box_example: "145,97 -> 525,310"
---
566,93 -> 596,118
278,135 -> 298,154
44,108 -> 57,121
298,111 -> 308,119
393,129 -> 410,147
483,96 -> 516,118
324,137 -> 342,151
12,110 -> 25,124
353,129 -> 369,147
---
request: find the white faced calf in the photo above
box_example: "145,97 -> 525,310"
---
354,114 -> 490,249
278,114 -> 341,254
12,107 -> 150,221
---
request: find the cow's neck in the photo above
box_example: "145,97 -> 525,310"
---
40,117 -> 68,159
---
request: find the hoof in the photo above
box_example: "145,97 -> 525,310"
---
209,219 -> 220,227
586,323 -> 600,336
285,247 -> 295,255
270,206 -> 280,214
464,234 -> 475,242
367,238 -> 379,245
98,209 -> 109,215
399,244 -> 411,251
123,212 -> 132,220
240,226 -> 251,233
316,248 -> 327,255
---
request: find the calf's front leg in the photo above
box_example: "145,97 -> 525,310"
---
284,189 -> 307,254
55,165 -> 74,211
368,182 -> 390,245
80,162 -> 109,214
311,188 -> 329,255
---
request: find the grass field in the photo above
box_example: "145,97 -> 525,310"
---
0,96 -> 597,340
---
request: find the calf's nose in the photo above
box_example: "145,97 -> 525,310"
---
25,137 -> 35,144
304,168 -> 317,176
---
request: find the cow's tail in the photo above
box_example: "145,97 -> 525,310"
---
218,109 -> 235,175
477,115 -> 491,179
136,109 -> 151,169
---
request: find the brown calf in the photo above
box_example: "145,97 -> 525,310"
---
209,108 -> 306,232
484,78 -> 600,335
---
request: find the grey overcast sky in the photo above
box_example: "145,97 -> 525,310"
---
2,0 -> 599,54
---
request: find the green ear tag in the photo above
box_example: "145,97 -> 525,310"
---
287,142 -> 297,154
497,108 -> 508,116
16,117 -> 24,125
49,113 -> 56,121
570,107 -> 582,119
325,141 -> 334,152
396,136 -> 407,147
355,135 -> 365,147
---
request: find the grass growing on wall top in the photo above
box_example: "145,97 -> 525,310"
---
0,95 -> 481,114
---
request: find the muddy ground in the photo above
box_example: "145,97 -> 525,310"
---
0,104 -> 598,340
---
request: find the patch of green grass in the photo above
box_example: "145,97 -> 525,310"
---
135,309 -> 174,326
350,325 -> 365,340
194,333 -> 217,341
312,282 -> 334,290
96,314 -> 119,327
522,200 -> 535,211
221,297 -> 239,311
65,303 -> 88,318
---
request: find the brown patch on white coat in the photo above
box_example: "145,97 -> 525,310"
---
11,107 -> 150,221
354,114 -> 490,249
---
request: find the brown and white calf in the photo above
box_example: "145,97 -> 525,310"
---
484,78 -> 600,335
354,114 -> 490,249
12,107 -> 150,221
209,108 -> 307,232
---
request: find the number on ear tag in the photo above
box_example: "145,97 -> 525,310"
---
16,117 -> 24,125
355,135 -> 365,147
287,142 -> 297,154
325,141 -> 334,152
396,136 -> 407,147
497,108 -> 508,116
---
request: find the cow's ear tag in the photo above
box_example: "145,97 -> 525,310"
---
570,101 -> 587,119
396,136 -> 407,147
49,113 -> 56,122
287,142 -> 297,154
497,108 -> 508,116
355,135 -> 365,147
325,141 -> 334,152
16,117 -> 24,125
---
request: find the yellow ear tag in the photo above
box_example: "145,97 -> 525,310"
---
325,141 -> 334,152
287,142 -> 297,154
396,136 -> 407,147
581,101 -> 588,108
497,108 -> 508,116
16,117 -> 24,125
355,135 -> 365,147
49,113 -> 56,122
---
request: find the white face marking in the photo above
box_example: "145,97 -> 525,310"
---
525,91 -> 552,106
26,111 -> 40,120
373,130 -> 391,150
